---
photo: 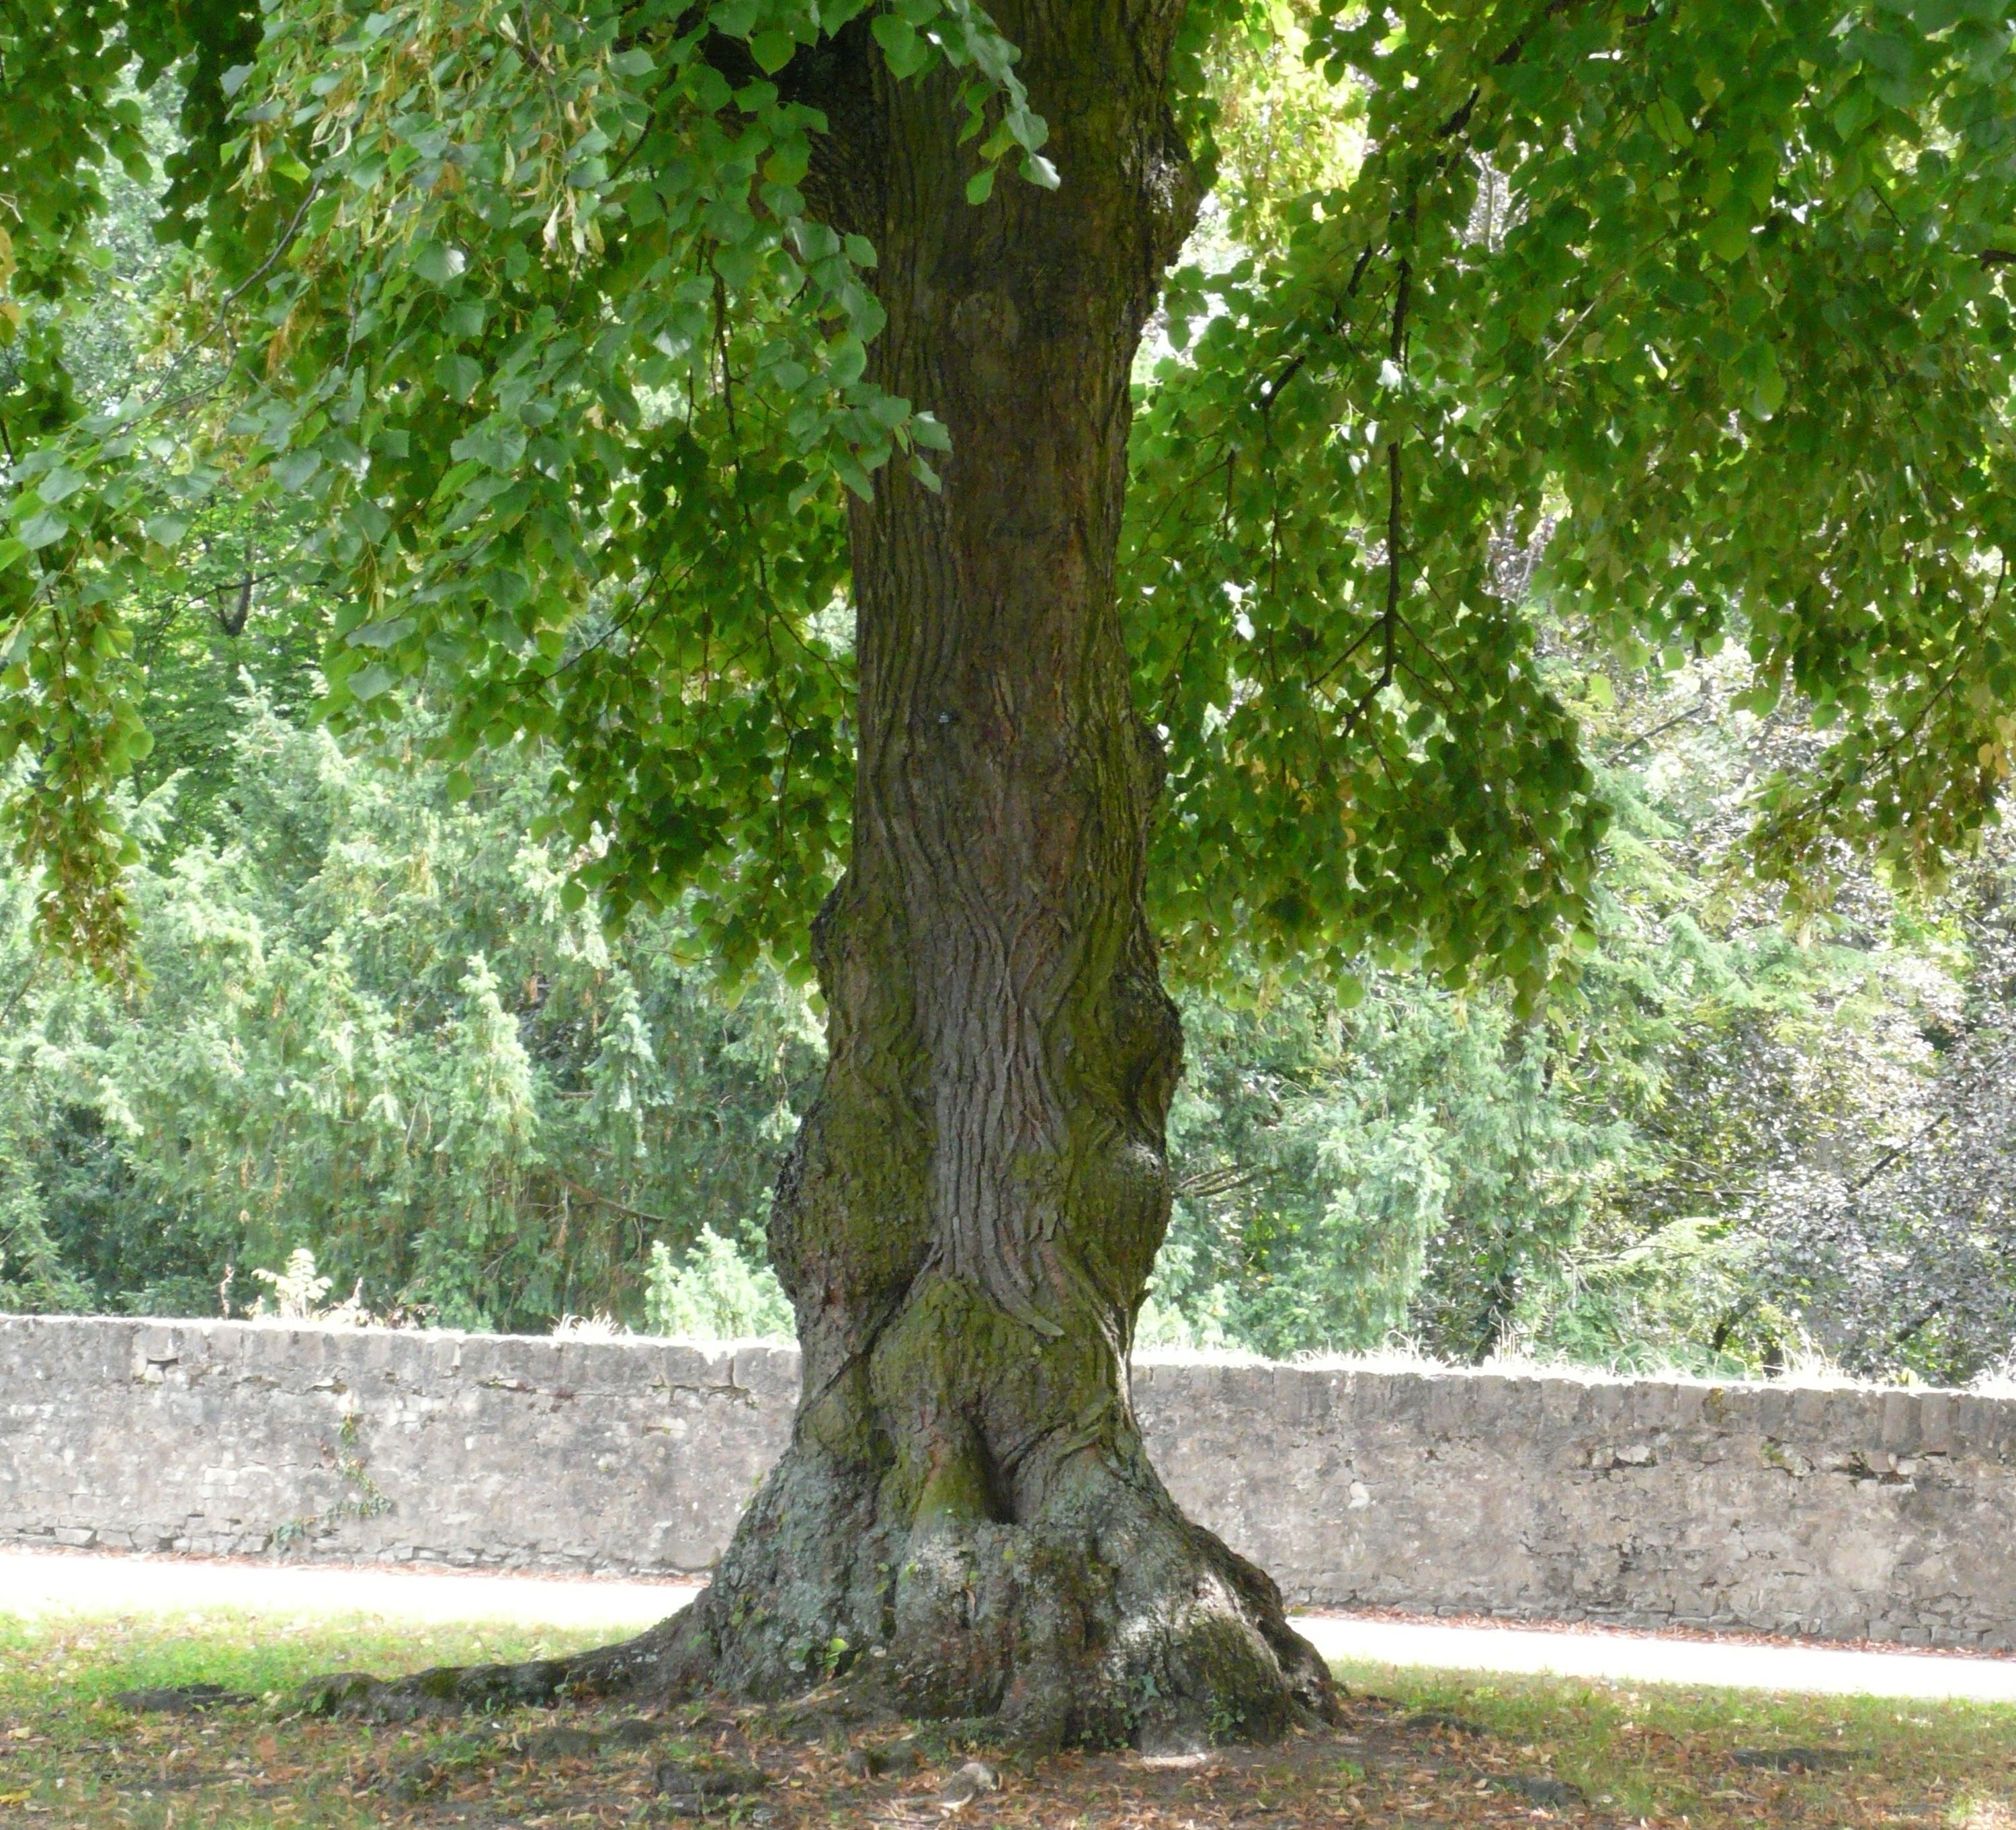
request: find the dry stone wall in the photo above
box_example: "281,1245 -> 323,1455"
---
4,1316 -> 2013,1650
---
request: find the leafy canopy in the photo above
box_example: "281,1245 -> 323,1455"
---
7,0 -> 2016,1003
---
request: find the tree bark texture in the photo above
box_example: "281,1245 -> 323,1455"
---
640,0 -> 1339,1749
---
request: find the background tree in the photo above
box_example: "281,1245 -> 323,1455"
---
11,0 -> 2016,1748
0,691 -> 821,1331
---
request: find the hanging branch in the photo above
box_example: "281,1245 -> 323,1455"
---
1341,259 -> 1411,741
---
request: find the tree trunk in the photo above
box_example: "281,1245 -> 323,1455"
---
306,0 -> 1335,1749
646,0 -> 1335,1751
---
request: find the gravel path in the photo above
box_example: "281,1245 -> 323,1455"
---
5,1546 -> 2014,1702
1295,1612 -> 2016,1702
0,1546 -> 700,1633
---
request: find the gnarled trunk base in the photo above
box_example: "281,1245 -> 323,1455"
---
304,1416 -> 1334,1752
646,1395 -> 1336,1749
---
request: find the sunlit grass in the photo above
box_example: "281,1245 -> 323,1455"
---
0,1612 -> 618,1828
1333,1657 -> 2016,1826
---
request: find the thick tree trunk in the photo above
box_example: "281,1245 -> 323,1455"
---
308,0 -> 1335,1749
646,0 -> 1335,1751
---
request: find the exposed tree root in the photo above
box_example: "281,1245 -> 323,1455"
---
295,1607 -> 711,1723
295,1479 -> 1337,1751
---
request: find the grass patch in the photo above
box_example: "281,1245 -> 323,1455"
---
0,1611 -> 620,1826
2,1613 -> 2015,1825
1331,1658 -> 2016,1827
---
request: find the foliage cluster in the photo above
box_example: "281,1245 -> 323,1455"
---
1147,640 -> 2016,1382
5,632 -> 2014,1383
15,0 -> 2016,1008
0,681 -> 818,1333
7,5 -> 2016,1384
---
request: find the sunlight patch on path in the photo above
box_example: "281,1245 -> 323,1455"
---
0,1546 -> 698,1634
1296,1613 -> 2016,1703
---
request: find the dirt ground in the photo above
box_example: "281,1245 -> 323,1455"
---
7,1677 -> 2007,1828
5,1603 -> 2015,1827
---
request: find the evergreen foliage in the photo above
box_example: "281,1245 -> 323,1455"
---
0,686 -> 821,1332
3,643 -> 2011,1381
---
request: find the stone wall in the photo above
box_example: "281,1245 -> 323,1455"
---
4,1315 -> 2013,1650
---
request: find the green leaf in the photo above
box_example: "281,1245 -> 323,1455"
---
17,509 -> 69,551
750,30 -> 798,73
1748,345 -> 1787,419
872,13 -> 930,79
38,464 -> 85,505
412,242 -> 467,287
836,452 -> 875,499
829,335 -> 868,387
1701,210 -> 1752,263
273,450 -> 321,491
1648,93 -> 1695,147
348,616 -> 417,649
432,461 -> 483,503
965,166 -> 996,206
438,353 -> 484,401
1834,84 -> 1877,140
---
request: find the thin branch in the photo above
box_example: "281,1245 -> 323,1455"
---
552,1173 -> 677,1233
1381,437 -> 1402,668
1258,244 -> 1376,413
1177,1165 -> 1259,1200
1889,1298 -> 1946,1350
1844,1030 -> 2016,1192
1306,606 -> 1387,696
0,961 -> 38,1028
1603,702 -> 1706,763
1342,262 -> 1411,742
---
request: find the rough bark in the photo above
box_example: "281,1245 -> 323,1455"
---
639,0 -> 1335,1750
310,0 -> 1335,1749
